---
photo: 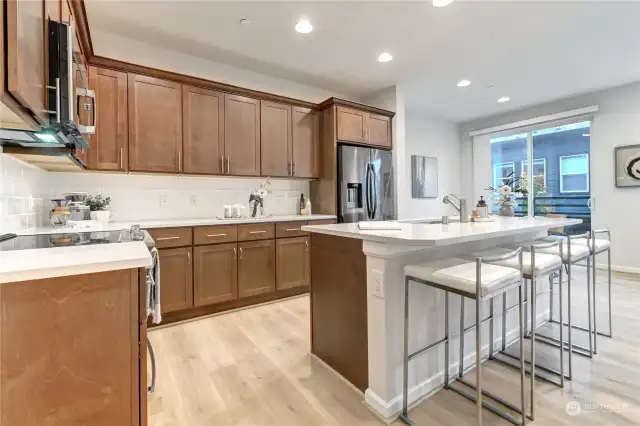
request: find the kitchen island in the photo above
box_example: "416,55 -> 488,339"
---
302,216 -> 581,421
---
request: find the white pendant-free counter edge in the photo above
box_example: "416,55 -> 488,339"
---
0,242 -> 152,284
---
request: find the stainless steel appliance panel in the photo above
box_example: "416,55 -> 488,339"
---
338,145 -> 370,223
370,149 -> 395,220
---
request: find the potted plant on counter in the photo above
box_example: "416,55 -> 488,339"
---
487,172 -> 528,217
85,194 -> 112,224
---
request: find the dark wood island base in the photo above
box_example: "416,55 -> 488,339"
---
310,233 -> 369,391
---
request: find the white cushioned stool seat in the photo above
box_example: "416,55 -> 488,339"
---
405,257 -> 522,298
550,236 -> 611,254
470,248 -> 562,277
535,241 -> 590,263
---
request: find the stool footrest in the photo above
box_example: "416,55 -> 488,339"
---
532,334 -> 594,358
494,351 -> 567,386
548,319 -> 611,338
408,336 -> 447,361
449,381 -> 528,426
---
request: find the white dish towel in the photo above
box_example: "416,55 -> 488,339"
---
147,247 -> 162,324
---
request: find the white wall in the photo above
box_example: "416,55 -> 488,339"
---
93,29 -> 354,104
0,150 -> 46,233
460,82 -> 640,272
403,111 -> 461,219
43,173 -> 309,222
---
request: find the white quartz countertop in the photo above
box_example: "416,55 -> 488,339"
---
302,216 -> 582,246
17,214 -> 337,235
0,242 -> 152,284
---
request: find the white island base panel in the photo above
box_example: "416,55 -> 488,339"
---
304,216 -> 581,421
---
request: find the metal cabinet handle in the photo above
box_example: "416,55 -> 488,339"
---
305,240 -> 309,251
178,152 -> 182,172
239,247 -> 243,259
288,161 -> 292,176
120,148 -> 124,169
292,161 -> 296,176
233,247 -> 237,260
187,251 -> 191,264
220,156 -> 224,174
147,337 -> 156,393
286,228 -> 301,231
206,233 -> 227,237
249,230 -> 267,234
226,156 -> 230,174
156,236 -> 180,241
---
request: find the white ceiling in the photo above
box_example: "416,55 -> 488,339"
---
85,0 -> 640,122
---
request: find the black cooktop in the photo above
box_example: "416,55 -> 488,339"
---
0,230 -> 126,252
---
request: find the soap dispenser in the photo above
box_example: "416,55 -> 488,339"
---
476,196 -> 489,218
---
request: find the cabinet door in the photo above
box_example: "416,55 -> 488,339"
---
260,101 -> 291,177
292,107 -> 318,178
87,67 -> 128,171
224,94 -> 260,176
5,0 -> 47,125
128,74 -> 182,173
238,240 -> 275,298
367,113 -> 391,148
183,86 -> 225,175
194,243 -> 238,306
276,237 -> 310,290
158,247 -> 193,313
336,107 -> 367,144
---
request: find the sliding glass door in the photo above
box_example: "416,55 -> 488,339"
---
488,120 -> 591,234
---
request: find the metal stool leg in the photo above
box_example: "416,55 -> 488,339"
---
608,248 -> 613,337
402,277 -> 410,419
524,279 -> 529,336
592,248 -> 598,353
475,260 -> 483,426
586,256 -> 594,357
518,283 -> 527,426
445,292 -> 450,389
502,292 -> 507,351
549,273 -> 554,322
460,296 -> 465,378
559,265 -> 565,386
567,260 -> 573,379
489,297 -> 494,360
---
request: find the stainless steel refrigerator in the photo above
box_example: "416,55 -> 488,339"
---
338,144 -> 395,223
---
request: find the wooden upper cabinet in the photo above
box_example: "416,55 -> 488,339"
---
5,0 -> 47,126
87,67 -> 128,171
183,86 -> 225,175
45,0 -> 60,22
260,101 -> 291,177
276,236 -> 310,290
367,113 -> 391,148
292,107 -> 318,178
128,74 -> 183,173
238,240 -> 275,298
158,247 -> 193,313
224,94 -> 260,176
194,243 -> 238,306
336,107 -> 367,144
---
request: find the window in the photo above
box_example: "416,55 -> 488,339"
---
493,162 -> 515,189
559,154 -> 589,193
521,158 -> 547,192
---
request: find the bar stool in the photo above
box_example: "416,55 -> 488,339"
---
535,232 -> 591,381
401,248 -> 527,426
475,241 -> 564,421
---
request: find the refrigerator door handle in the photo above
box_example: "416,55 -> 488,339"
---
364,164 -> 371,219
371,166 -> 377,219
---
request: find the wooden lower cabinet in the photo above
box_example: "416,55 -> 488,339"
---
276,236 -> 310,290
238,240 -> 275,298
0,269 -> 144,425
194,243 -> 238,306
158,247 -> 193,313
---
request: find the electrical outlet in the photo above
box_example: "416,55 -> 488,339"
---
190,195 -> 197,207
159,194 -> 169,209
371,269 -> 385,299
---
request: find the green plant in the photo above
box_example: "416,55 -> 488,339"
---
85,194 -> 111,211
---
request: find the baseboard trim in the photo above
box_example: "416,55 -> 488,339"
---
595,263 -> 640,276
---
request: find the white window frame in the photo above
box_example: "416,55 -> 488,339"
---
559,153 -> 590,193
493,162 -> 515,189
521,158 -> 547,187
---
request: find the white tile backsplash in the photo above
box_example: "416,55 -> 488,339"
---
43,172 -> 310,222
0,150 -> 45,234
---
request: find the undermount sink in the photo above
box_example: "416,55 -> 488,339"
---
401,217 -> 461,224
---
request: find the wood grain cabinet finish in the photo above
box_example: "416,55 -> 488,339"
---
4,0 -> 47,126
146,227 -> 192,249
87,67 -> 128,171
128,74 -> 183,173
194,225 -> 237,245
366,113 -> 391,148
224,94 -> 260,176
158,247 -> 193,313
0,269 -> 142,425
183,86 -> 225,174
336,107 -> 367,144
291,107 -> 319,178
276,236 -> 310,290
194,243 -> 238,306
260,101 -> 291,177
275,221 -> 308,238
238,240 -> 275,298
238,223 -> 275,241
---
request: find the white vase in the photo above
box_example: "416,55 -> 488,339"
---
90,210 -> 111,224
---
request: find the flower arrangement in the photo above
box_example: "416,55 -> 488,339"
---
487,172 -> 528,215
249,177 -> 271,217
85,194 -> 111,211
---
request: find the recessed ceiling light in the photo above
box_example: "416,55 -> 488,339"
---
377,52 -> 393,63
433,0 -> 454,7
239,18 -> 251,26
497,96 -> 510,103
295,19 -> 313,34
582,133 -> 591,137
457,79 -> 471,87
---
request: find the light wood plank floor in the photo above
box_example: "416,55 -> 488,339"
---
148,267 -> 640,425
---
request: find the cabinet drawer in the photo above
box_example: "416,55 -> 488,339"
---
276,221 -> 308,238
194,225 -> 238,245
238,223 -> 275,241
307,219 -> 337,226
147,227 -> 193,248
